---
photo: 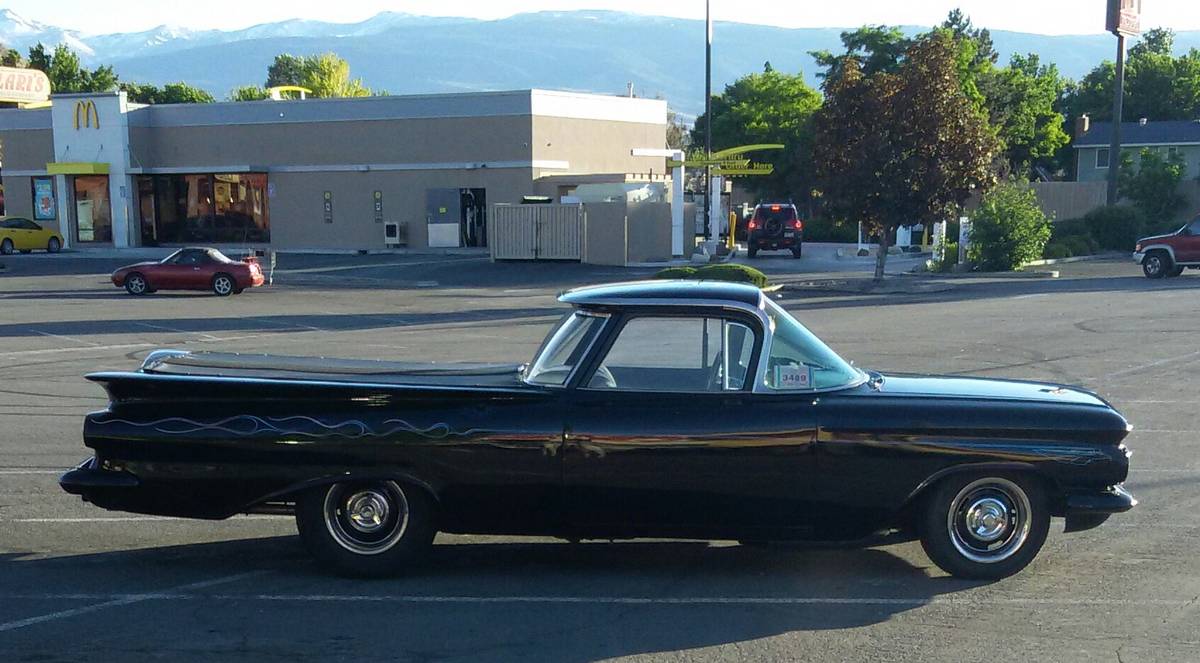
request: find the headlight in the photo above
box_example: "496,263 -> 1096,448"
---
1134,243 -> 1142,252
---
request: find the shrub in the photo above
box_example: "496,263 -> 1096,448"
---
1080,205 -> 1144,251
801,217 -> 859,243
1051,218 -> 1089,240
693,263 -> 770,288
967,181 -> 1053,271
1062,235 -> 1093,257
654,266 -> 698,280
1042,242 -> 1072,259
932,240 -> 959,272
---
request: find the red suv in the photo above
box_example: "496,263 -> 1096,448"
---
1134,214 -> 1200,278
746,203 -> 803,258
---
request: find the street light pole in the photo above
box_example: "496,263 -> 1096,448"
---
1106,32 -> 1126,206
703,0 -> 712,240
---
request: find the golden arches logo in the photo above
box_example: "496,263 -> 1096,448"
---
73,100 -> 99,130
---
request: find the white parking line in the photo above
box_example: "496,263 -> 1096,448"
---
0,342 -> 154,359
0,570 -> 269,633
1103,349 -> 1200,380
0,592 -> 1190,609
134,321 -> 221,341
32,330 -> 99,347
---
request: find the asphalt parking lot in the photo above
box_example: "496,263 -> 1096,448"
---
1,253 -> 1197,662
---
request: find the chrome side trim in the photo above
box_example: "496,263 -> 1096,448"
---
86,371 -> 538,395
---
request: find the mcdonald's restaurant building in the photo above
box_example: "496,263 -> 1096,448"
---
0,90 -> 667,251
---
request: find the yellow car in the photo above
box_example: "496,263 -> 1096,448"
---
0,217 -> 63,254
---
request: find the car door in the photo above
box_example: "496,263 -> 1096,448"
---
563,312 -> 822,539
152,250 -> 196,289
5,218 -> 32,250
1176,216 -> 1200,263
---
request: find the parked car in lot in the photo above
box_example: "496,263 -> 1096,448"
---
746,203 -> 803,258
0,217 -> 63,254
111,247 -> 265,296
1133,214 -> 1200,278
60,280 -> 1134,579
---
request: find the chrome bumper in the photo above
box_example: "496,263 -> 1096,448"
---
1132,251 -> 1145,264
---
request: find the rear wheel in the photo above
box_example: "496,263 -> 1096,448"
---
917,473 -> 1049,580
47,237 -> 61,253
295,479 -> 436,577
211,273 -> 235,296
1142,251 -> 1170,279
124,273 -> 148,296
0,239 -> 13,255
747,246 -> 758,259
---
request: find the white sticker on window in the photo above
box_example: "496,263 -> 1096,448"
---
775,364 -> 813,389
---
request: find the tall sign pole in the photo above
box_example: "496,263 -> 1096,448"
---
1106,0 -> 1141,206
703,0 -> 713,240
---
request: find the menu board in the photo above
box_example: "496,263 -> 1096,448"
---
33,177 -> 55,220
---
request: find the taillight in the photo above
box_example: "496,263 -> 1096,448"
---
747,220 -> 759,230
790,219 -> 803,230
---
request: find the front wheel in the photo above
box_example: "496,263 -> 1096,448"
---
295,480 -> 436,577
917,473 -> 1049,580
124,273 -> 148,296
1142,251 -> 1170,279
0,239 -> 12,255
47,237 -> 61,253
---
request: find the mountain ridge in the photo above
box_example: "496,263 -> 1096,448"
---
2,8 -> 1197,116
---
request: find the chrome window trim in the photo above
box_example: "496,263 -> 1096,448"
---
519,310 -> 611,389
753,299 -> 866,395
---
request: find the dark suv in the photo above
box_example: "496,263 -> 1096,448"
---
746,203 -> 803,258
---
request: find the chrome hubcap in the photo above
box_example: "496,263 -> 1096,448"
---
129,277 -> 145,292
947,478 -> 1031,564
323,481 -> 409,555
215,278 -> 231,294
1148,258 -> 1161,273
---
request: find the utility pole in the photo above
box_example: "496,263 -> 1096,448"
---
1105,0 -> 1140,206
703,0 -> 712,240
1106,32 -> 1126,206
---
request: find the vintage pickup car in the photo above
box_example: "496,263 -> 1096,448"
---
60,280 -> 1135,580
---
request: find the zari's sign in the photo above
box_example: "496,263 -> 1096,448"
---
0,67 -> 51,104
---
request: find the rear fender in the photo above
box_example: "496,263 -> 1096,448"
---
236,470 -> 442,516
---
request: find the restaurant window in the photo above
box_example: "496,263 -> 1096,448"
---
73,175 -> 112,243
137,173 -> 269,244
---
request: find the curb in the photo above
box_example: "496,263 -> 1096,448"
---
1023,252 -> 1122,267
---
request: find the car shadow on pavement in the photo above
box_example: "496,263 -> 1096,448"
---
0,536 -> 981,660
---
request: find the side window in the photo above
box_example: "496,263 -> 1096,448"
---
0,219 -> 16,229
525,312 -> 607,386
1188,216 -> 1200,235
176,251 -> 201,266
588,316 -> 754,392
1095,148 -> 1110,169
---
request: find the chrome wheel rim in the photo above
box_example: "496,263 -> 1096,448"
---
1146,257 -> 1162,275
214,277 -> 233,295
947,478 -> 1031,564
128,276 -> 146,293
323,481 -> 409,555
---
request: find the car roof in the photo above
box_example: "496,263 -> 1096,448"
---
559,280 -> 763,309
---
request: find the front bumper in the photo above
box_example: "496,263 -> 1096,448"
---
1062,483 -> 1136,533
1132,251 -> 1145,264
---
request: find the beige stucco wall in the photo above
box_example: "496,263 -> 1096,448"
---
626,201 -> 672,263
265,168 -> 535,250
2,128 -> 53,171
3,174 -> 32,217
131,116 -> 533,169
532,116 -> 666,178
581,202 -> 627,266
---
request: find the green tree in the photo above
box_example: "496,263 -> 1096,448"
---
1118,148 -> 1188,226
229,85 -> 269,102
262,52 -> 371,97
1063,28 -> 1200,122
665,109 -> 689,151
0,44 -> 22,67
978,54 -> 1070,171
26,43 -> 117,93
121,81 -> 214,104
690,65 -> 822,202
966,181 -> 1053,271
813,32 -> 999,280
810,25 -> 911,84
265,54 -> 307,88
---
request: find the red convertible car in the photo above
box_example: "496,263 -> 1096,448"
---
112,247 -> 265,296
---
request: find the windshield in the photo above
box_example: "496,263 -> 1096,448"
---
762,299 -> 862,391
524,311 -> 607,386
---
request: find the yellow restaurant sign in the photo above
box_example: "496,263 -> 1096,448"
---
74,99 -> 99,129
0,66 -> 51,104
666,144 -> 784,176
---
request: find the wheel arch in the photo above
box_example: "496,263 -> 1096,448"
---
234,469 -> 443,518
897,461 -> 1061,522
1140,244 -> 1176,263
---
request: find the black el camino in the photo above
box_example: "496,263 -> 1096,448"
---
60,280 -> 1135,579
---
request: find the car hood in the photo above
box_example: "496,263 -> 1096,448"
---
1137,233 -> 1176,244
115,261 -> 160,272
874,373 -> 1111,407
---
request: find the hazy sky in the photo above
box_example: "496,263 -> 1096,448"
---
21,0 -> 1200,36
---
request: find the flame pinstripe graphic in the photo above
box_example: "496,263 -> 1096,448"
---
91,414 -> 481,440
